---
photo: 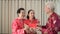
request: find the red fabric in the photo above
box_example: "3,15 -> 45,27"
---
25,19 -> 39,28
41,12 -> 58,34
25,19 -> 39,34
12,18 -> 25,34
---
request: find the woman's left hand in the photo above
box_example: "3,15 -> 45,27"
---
30,28 -> 34,32
29,28 -> 37,34
36,27 -> 42,31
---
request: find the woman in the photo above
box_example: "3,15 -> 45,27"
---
39,1 -> 59,34
25,9 -> 40,34
12,8 -> 26,34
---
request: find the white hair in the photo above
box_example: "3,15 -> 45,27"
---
45,1 -> 55,11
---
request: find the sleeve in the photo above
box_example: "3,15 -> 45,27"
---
41,16 -> 57,33
46,16 -> 57,32
12,20 -> 18,34
36,19 -> 40,27
12,20 -> 24,34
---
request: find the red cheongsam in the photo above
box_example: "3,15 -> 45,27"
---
41,12 -> 59,34
25,19 -> 39,34
12,18 -> 25,34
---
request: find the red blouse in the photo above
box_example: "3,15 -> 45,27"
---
41,12 -> 59,34
25,19 -> 39,28
12,18 -> 25,34
25,19 -> 39,34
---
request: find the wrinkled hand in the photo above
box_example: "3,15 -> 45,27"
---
29,28 -> 35,32
29,28 -> 37,34
44,30 -> 48,34
36,27 -> 42,31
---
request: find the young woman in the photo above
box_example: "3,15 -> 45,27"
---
25,9 -> 40,34
12,8 -> 26,34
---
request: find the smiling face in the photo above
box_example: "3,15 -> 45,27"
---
44,1 -> 55,14
28,10 -> 35,19
44,6 -> 51,14
18,10 -> 25,19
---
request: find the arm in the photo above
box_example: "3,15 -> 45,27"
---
45,16 -> 57,32
12,20 -> 24,34
24,24 -> 37,34
12,20 -> 18,34
40,16 -> 57,34
24,24 -> 30,34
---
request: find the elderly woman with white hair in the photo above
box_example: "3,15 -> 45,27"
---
37,1 -> 60,34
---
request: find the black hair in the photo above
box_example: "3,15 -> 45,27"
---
17,8 -> 25,14
27,9 -> 35,19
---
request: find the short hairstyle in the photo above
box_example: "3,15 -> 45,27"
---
17,8 -> 25,14
45,1 -> 55,11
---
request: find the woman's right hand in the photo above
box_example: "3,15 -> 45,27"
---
24,24 -> 30,34
24,24 -> 29,30
29,28 -> 37,34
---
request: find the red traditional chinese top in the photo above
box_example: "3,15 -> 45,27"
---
41,12 -> 59,34
12,18 -> 25,34
25,19 -> 39,34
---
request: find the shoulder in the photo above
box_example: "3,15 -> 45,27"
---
12,18 -> 19,26
24,18 -> 31,21
24,19 -> 30,24
12,18 -> 18,23
49,12 -> 58,20
52,12 -> 58,18
24,19 -> 28,21
34,19 -> 40,23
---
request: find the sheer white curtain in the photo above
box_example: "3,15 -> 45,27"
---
0,0 -> 56,34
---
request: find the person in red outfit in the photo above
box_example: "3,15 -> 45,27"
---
25,9 -> 40,34
38,1 -> 60,34
12,8 -> 26,34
